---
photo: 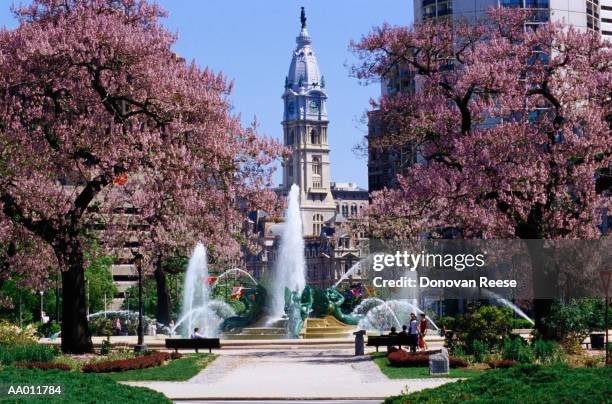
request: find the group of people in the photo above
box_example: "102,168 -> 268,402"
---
388,313 -> 428,352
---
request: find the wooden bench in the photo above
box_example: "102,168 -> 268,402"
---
165,338 -> 221,353
367,335 -> 413,352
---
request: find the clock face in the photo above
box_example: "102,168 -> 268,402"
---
309,99 -> 320,112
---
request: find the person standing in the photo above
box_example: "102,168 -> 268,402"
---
114,318 -> 122,336
408,313 -> 419,352
419,313 -> 428,350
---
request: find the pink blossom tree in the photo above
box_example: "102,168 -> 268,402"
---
352,8 -> 612,337
0,0 -> 280,353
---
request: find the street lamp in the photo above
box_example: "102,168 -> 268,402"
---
134,253 -> 147,352
599,269 -> 611,366
39,290 -> 44,322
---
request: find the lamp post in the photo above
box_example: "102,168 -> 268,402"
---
599,269 -> 611,366
134,253 -> 147,352
39,290 -> 44,322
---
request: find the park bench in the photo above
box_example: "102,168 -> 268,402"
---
367,335 -> 412,352
165,338 -> 221,353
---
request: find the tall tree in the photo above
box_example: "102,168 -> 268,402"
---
351,8 -> 612,337
0,0 -> 280,353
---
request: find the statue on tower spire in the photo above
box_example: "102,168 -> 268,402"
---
300,6 -> 306,29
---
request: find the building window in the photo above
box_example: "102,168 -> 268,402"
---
312,180 -> 322,189
350,204 -> 357,217
287,130 -> 294,146
341,204 -> 348,217
312,156 -> 321,174
313,214 -> 323,236
310,129 -> 320,144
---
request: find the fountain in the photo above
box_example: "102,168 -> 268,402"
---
215,268 -> 259,286
354,298 -> 440,332
267,184 -> 306,322
174,243 -> 235,337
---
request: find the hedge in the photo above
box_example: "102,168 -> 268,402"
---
14,362 -> 71,371
82,351 -> 179,373
387,349 -> 468,368
0,344 -> 57,365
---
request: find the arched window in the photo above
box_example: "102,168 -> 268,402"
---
310,129 -> 320,144
350,204 -> 357,217
287,130 -> 294,146
341,205 -> 348,217
313,214 -> 323,236
312,156 -> 321,175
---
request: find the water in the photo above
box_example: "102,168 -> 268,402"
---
267,184 -> 306,321
176,243 -> 235,337
354,298 -> 439,331
216,268 -> 259,285
333,261 -> 361,289
481,289 -> 534,324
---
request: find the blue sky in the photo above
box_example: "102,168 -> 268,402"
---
0,1 -> 413,188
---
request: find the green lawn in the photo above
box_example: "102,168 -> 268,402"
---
384,364 -> 612,404
371,353 -> 482,379
0,367 -> 169,403
106,353 -> 216,381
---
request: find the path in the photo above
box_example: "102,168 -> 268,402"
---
126,348 -> 457,401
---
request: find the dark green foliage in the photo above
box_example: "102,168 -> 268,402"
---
471,340 -> 487,363
510,318 -> 535,329
0,367 -> 170,403
122,273 -> 183,320
37,321 -> 61,338
502,336 -> 534,363
444,304 -> 513,354
532,340 -> 566,365
0,344 -> 57,365
384,365 -> 612,404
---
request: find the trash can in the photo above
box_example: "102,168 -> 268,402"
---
353,330 -> 366,356
590,333 -> 605,350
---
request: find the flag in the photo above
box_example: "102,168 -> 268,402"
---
206,276 -> 218,285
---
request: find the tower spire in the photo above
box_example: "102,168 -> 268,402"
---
300,6 -> 306,29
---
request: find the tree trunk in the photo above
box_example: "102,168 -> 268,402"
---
154,256 -> 171,325
61,262 -> 92,353
526,239 -> 557,340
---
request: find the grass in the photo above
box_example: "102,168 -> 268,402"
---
371,352 -> 482,379
0,367 -> 170,403
383,364 -> 612,404
106,353 -> 216,381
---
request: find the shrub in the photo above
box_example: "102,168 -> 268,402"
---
37,322 -> 61,338
0,344 -> 57,365
82,351 -> 171,373
502,336 -> 534,363
538,299 -> 609,351
510,318 -> 534,329
443,305 -> 513,354
14,362 -> 71,371
487,359 -> 519,369
0,321 -> 38,346
101,337 -> 112,355
387,349 -> 467,368
532,340 -> 565,365
472,340 -> 487,363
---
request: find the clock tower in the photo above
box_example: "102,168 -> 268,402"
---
282,7 -> 336,237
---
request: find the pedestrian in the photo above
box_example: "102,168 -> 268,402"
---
408,313 -> 419,352
190,327 -> 204,339
114,318 -> 122,336
419,313 -> 428,350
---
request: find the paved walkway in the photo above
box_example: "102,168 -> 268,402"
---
126,348 -> 456,401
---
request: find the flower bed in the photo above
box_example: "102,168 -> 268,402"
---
82,351 -> 174,373
387,349 -> 468,368
487,359 -> 519,369
14,362 -> 71,371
